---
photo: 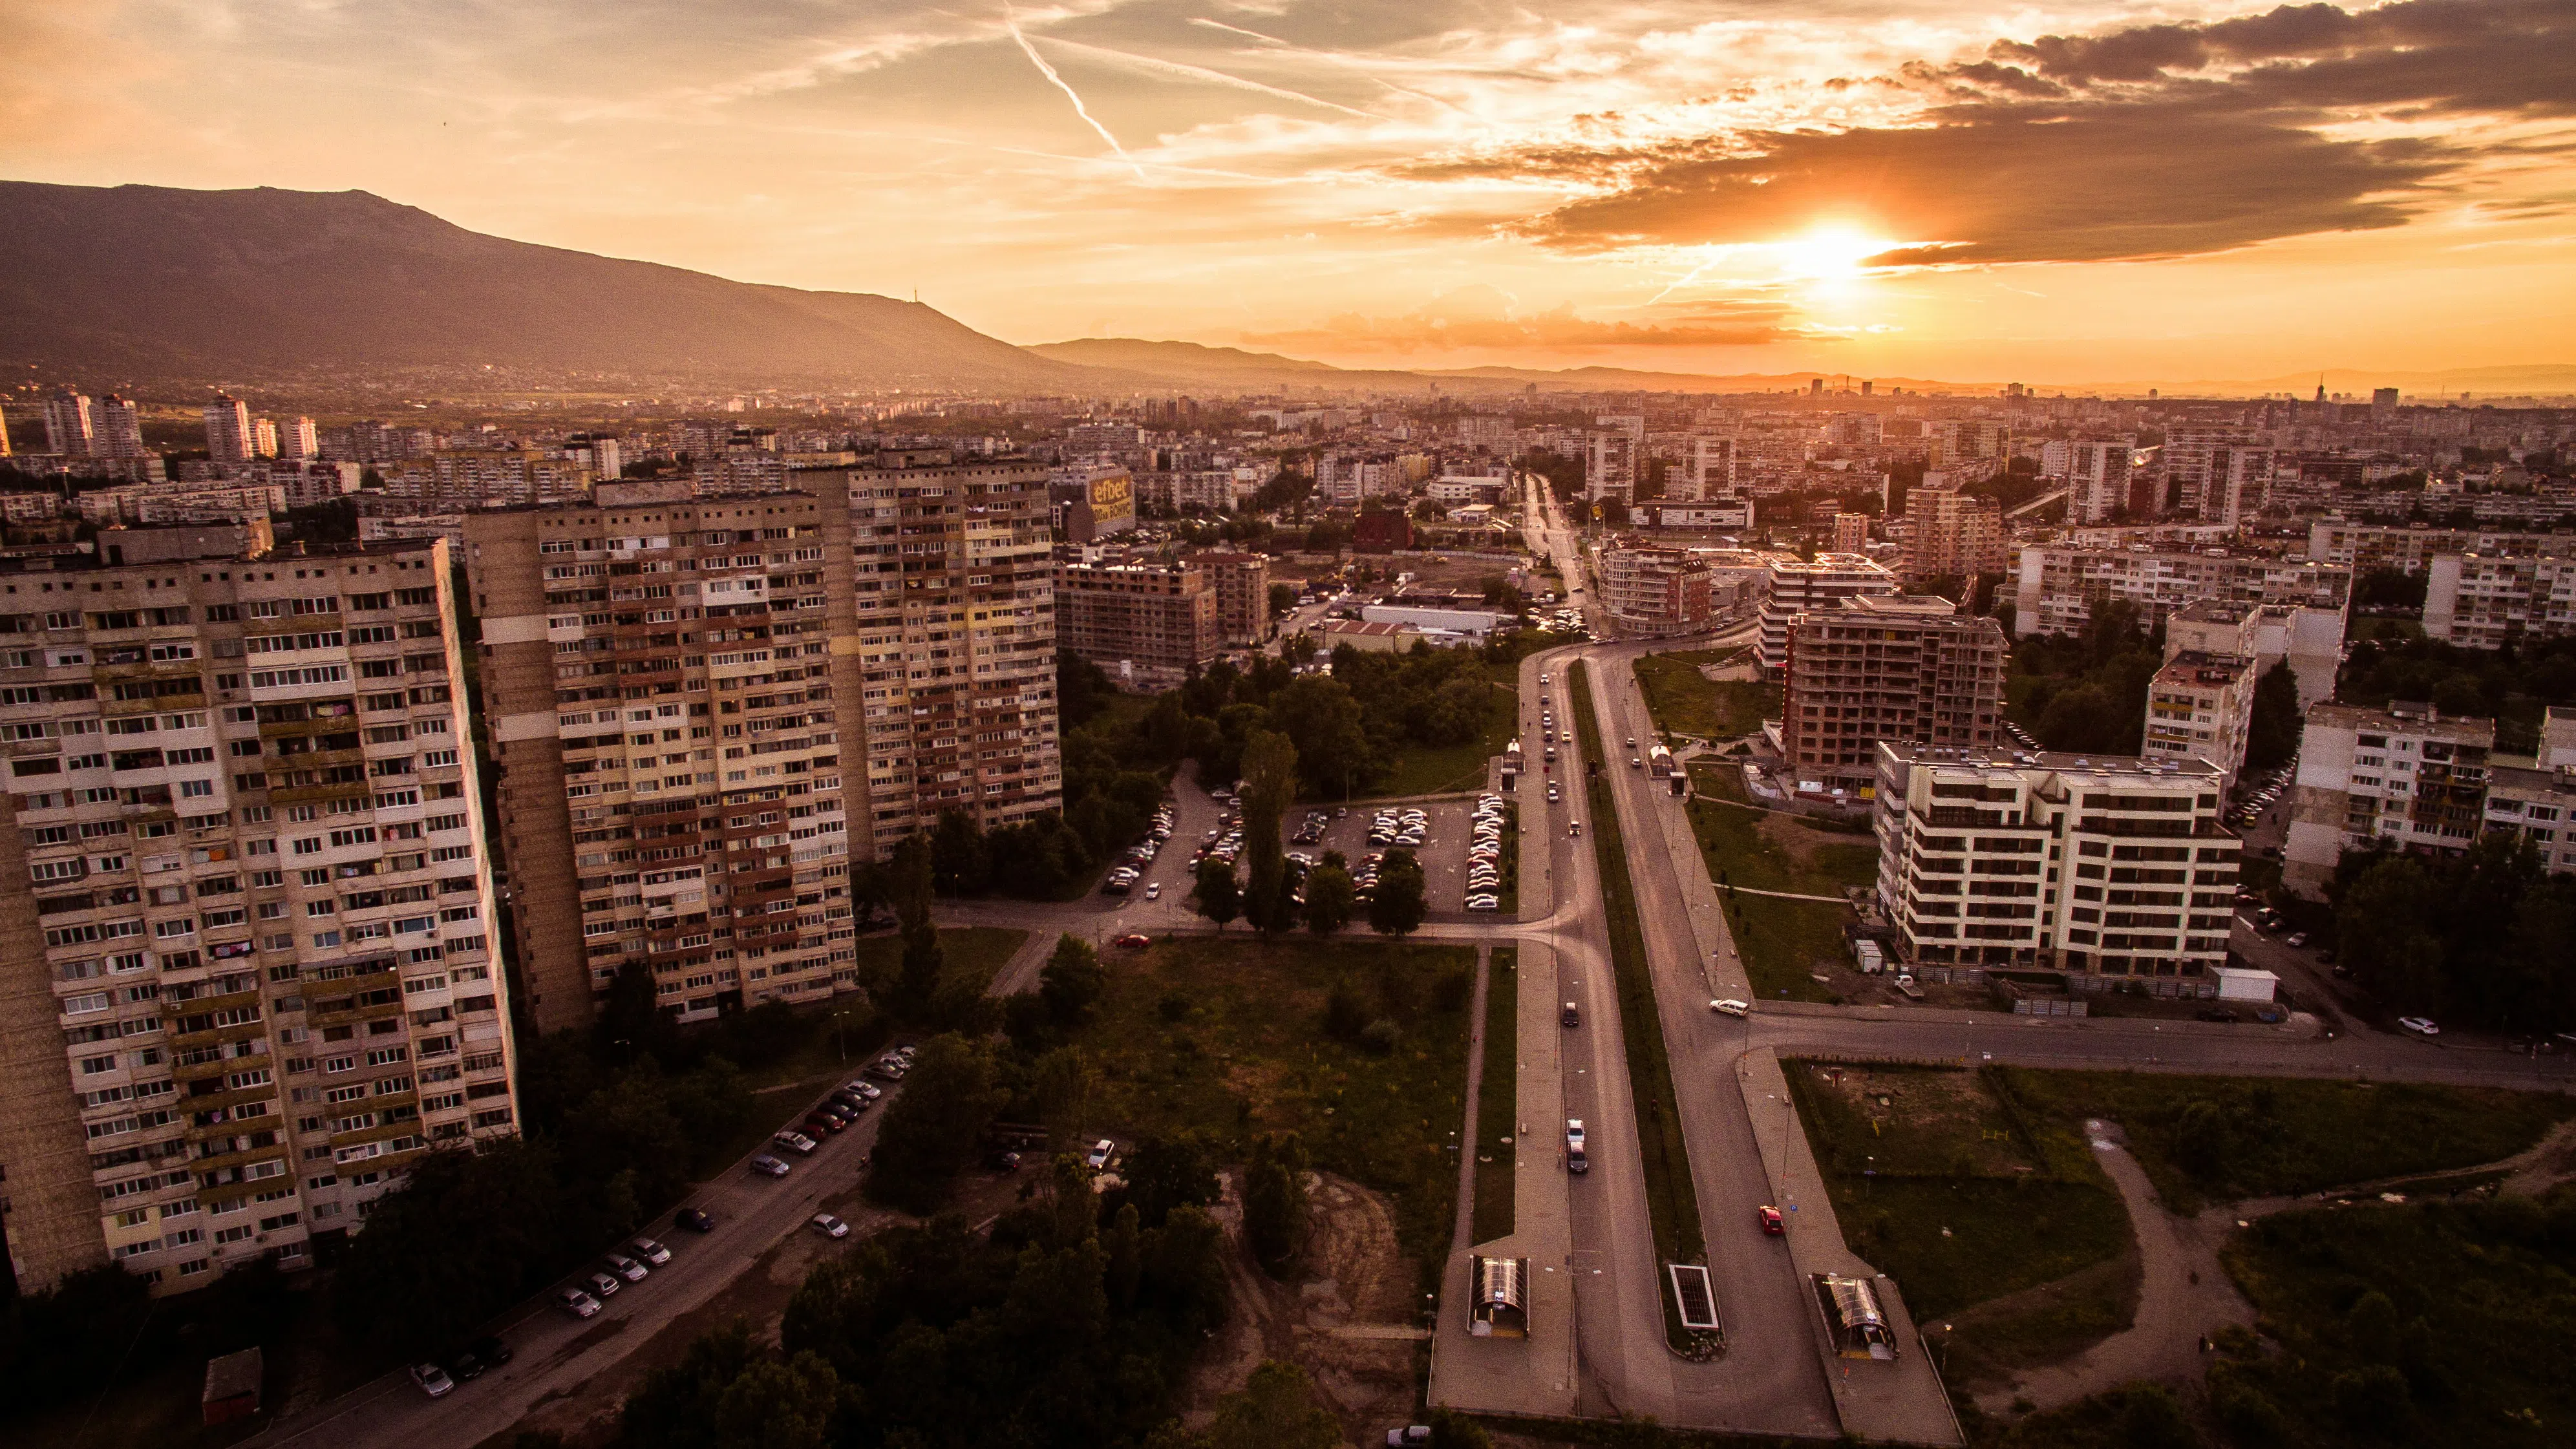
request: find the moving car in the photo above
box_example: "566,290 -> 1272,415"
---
2285,931 -> 2309,947
1757,1205 -> 1785,1236
412,1362 -> 455,1398
1562,1001 -> 1580,1027
558,1287 -> 602,1318
811,1213 -> 851,1239
749,1154 -> 791,1178
1114,933 -> 1153,949
1565,1119 -> 1587,1174
1145,882 -> 1161,900
1568,820 -> 1582,836
2398,1016 -> 2440,1036
676,1207 -> 716,1233
1710,998 -> 1750,1017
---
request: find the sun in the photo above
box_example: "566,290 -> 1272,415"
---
1774,226 -> 1888,282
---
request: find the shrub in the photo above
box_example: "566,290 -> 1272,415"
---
1360,1019 -> 1402,1055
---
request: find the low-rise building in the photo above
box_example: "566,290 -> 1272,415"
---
1782,595 -> 2007,796
2142,650 -> 2257,788
2482,759 -> 2576,876
2163,600 -> 2345,711
2282,701 -> 2495,898
1873,743 -> 2238,991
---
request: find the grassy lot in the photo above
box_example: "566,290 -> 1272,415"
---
1994,1068 -> 2576,1212
1570,662 -> 1710,1352
1473,947 -> 1519,1244
1634,650 -> 1776,742
1785,1061 -> 2130,1327
1687,773 -> 1875,1004
1356,677 -> 1518,801
2213,1193 -> 2576,1449
1067,934 -> 1476,1283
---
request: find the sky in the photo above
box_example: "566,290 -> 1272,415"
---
3,0 -> 2571,386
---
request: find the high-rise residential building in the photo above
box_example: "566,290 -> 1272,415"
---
1927,419 -> 2009,473
2372,387 -> 2401,414
2422,552 -> 2576,648
2141,650 -> 2257,788
204,396 -> 255,465
1191,551 -> 1272,647
279,418 -> 321,462
43,386 -> 94,456
2281,701 -> 2494,897
1586,432 -> 1635,505
1597,544 -> 1715,637
2200,445 -> 2275,529
0,531 -> 516,1296
1900,481 -> 2007,580
2010,544 -> 2351,639
1684,435 -> 1738,501
1052,558 -> 1221,682
1756,553 -> 1897,671
464,461 -> 1059,1032
2164,600 -> 2345,711
1873,743 -> 2238,986
1780,594 -> 2007,796
252,419 -> 280,461
2048,438 -> 2136,524
1831,513 -> 1871,555
2158,427 -> 2251,520
92,395 -> 149,460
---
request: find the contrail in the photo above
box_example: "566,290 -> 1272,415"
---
1005,7 -> 1144,178
1045,35 -> 1385,120
1187,15 -> 1468,115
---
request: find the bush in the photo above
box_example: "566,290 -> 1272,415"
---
1359,1018 -> 1403,1055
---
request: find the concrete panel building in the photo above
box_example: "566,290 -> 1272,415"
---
2142,650 -> 2257,788
0,532 -> 516,1296
1900,482 -> 2007,581
2011,544 -> 2351,639
2281,701 -> 2495,898
1052,558 -> 1222,683
1756,553 -> 1897,671
2423,553 -> 2575,648
1781,595 -> 2007,797
2303,522 -> 2576,575
1191,551 -> 1273,647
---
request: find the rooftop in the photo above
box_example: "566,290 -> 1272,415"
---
1883,740 -> 2228,783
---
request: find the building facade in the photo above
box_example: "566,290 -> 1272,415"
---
1831,513 -> 1870,555
2011,544 -> 2352,639
1755,553 -> 1897,672
1781,595 -> 2007,795
1900,483 -> 2007,581
1597,544 -> 1716,637
2303,522 -> 2576,575
1192,551 -> 1272,647
2422,552 -> 2575,648
1051,558 -> 1222,682
2142,650 -> 2257,788
2281,701 -> 2495,897
203,396 -> 255,465
1873,743 -> 2238,988
0,533 -> 517,1296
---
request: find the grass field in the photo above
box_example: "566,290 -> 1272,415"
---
1570,662 -> 1710,1350
1634,650 -> 1775,743
2212,1193 -> 2576,1448
1687,772 -> 1875,1004
1067,934 -> 1477,1282
1473,946 -> 1519,1244
1356,675 -> 1518,801
1995,1069 -> 2576,1212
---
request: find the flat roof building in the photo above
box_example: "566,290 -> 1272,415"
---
2281,701 -> 2494,898
1782,595 -> 2007,796
1756,553 -> 1896,672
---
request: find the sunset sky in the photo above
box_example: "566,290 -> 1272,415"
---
4,1 -> 2570,386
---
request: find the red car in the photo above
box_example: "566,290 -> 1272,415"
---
1757,1205 -> 1785,1236
805,1112 -> 844,1136
1114,933 -> 1153,950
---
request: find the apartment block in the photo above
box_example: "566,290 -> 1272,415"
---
2483,757 -> 2576,877
1597,544 -> 1715,637
1873,743 -> 2238,989
203,396 -> 255,465
1586,432 -> 1635,504
43,386 -> 94,456
1684,435 -> 1737,501
378,450 -> 598,512
1191,551 -> 1272,647
1755,553 -> 1896,671
2422,552 -> 2575,648
2282,701 -> 2494,898
1781,595 -> 2007,795
1052,558 -> 1221,682
2164,599 -> 2345,711
2303,521 -> 2576,575
1831,513 -> 1870,555
2043,437 -> 2136,525
466,461 -> 1061,1033
0,533 -> 516,1296
1900,483 -> 2007,580
2010,544 -> 2351,639
2142,650 -> 2256,787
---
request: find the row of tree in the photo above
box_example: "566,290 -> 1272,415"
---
2327,832 -> 2576,1030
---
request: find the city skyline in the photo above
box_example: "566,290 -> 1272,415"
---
3,1 -> 2571,386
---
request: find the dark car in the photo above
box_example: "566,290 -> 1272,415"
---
805,1112 -> 845,1136
451,1335 -> 511,1379
986,1149 -> 1023,1172
676,1206 -> 716,1233
2196,1008 -> 2239,1023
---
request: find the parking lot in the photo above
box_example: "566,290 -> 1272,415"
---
1281,794 -> 1513,916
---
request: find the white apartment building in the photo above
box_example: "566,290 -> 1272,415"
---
204,396 -> 255,465
2281,701 -> 2494,898
43,387 -> 94,456
2041,437 -> 2138,525
1587,432 -> 1635,504
0,533 -> 517,1296
94,396 -> 149,460
1755,553 -> 1896,671
1684,435 -> 1738,501
1873,743 -> 2238,991
2303,521 -> 2576,575
2422,552 -> 2575,648
2011,544 -> 2352,639
2163,600 -> 2345,712
2142,650 -> 2257,788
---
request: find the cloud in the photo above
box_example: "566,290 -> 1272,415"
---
1244,290 -> 1813,354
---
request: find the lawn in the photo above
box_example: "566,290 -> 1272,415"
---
1994,1069 -> 2576,1212
2211,1193 -> 2576,1448
1066,934 -> 1477,1284
1785,1061 -> 2131,1324
1571,662 -> 1711,1352
1473,947 -> 1518,1244
1687,777 -> 1877,1004
1354,675 -> 1519,801
1634,650 -> 1775,742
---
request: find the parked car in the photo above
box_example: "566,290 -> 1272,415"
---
412,1362 -> 455,1398
805,1111 -> 845,1136
1710,999 -> 1750,1017
585,1271 -> 621,1299
1114,933 -> 1153,949
603,1252 -> 648,1282
986,1149 -> 1024,1172
2196,1008 -> 2239,1023
1757,1205 -> 1785,1236
676,1207 -> 716,1232
1387,1428 -> 1433,1447
1085,1138 -> 1116,1169
845,1079 -> 882,1101
629,1238 -> 671,1265
2285,932 -> 2309,947
452,1335 -> 511,1379
749,1154 -> 791,1178
811,1213 -> 851,1239
2398,1016 -> 2440,1036
1145,882 -> 1161,900
558,1286 -> 602,1318
774,1130 -> 818,1156
1565,1119 -> 1588,1174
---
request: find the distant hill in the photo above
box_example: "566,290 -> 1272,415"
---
0,181 -> 1094,388
1028,337 -> 1456,393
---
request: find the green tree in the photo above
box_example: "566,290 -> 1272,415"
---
331,1139 -> 573,1357
1239,728 -> 1299,933
713,1351 -> 840,1449
2036,681 -> 2127,753
1242,1132 -> 1310,1273
1039,933 -> 1105,1024
1120,1131 -> 1220,1228
1266,582 -> 1297,620
621,1319 -> 761,1449
1369,848 -> 1429,936
2336,856 -> 2449,1013
891,833 -> 942,1016
2244,659 -> 2303,772
1267,675 -> 1374,798
1207,1361 -> 1338,1449
1302,863 -> 1356,934
1195,856 -> 1240,931
868,1033 -> 1006,1212
929,809 -> 990,894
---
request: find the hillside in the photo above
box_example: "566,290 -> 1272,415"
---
0,181 -> 1093,389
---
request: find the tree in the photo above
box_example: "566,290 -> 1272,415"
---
1303,863 -> 1356,934
1238,729 -> 1299,933
2244,660 -> 2303,772
1266,675 -> 1374,798
891,833 -> 942,1017
1369,848 -> 1428,936
1241,1134 -> 1310,1274
1206,1361 -> 1339,1449
1119,1131 -> 1220,1228
2036,681 -> 2127,753
930,809 -> 990,894
868,1033 -> 1006,1212
1039,934 -> 1105,1024
1194,856 -> 1240,931
1266,582 -> 1297,620
712,1351 -> 840,1449
2335,855 -> 2450,1013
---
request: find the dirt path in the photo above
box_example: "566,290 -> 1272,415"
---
1974,1122 -> 2251,1416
